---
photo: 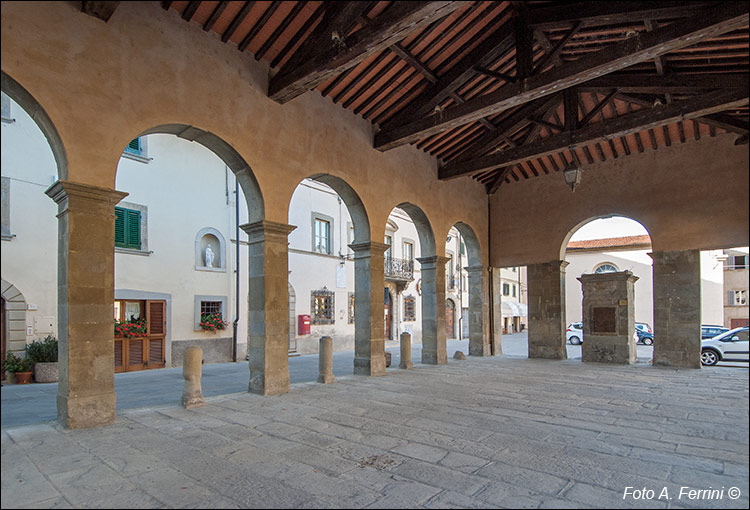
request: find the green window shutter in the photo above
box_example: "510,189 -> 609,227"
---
115,207 -> 126,246
115,207 -> 141,249
125,138 -> 141,154
126,209 -> 141,249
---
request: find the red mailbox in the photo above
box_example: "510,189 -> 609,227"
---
298,314 -> 311,335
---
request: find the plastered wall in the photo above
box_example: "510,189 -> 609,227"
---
0,1 -> 489,264
490,135 -> 749,267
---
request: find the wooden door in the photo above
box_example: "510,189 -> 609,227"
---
446,299 -> 455,339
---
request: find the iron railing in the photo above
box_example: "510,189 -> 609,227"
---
385,257 -> 414,281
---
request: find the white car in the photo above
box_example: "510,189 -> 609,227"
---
566,323 -> 583,345
701,327 -> 749,366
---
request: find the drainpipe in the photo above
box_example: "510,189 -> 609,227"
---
232,177 -> 240,362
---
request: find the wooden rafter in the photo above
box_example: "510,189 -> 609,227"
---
439,89 -> 749,180
375,2 -> 750,151
269,2 -> 463,104
575,73 -> 749,94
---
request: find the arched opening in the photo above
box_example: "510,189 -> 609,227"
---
562,215 -> 653,362
112,128 -> 263,394
287,174 -> 372,378
1,75 -> 62,395
446,222 -> 487,357
385,203 -> 443,365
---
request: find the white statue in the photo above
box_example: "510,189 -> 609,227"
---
205,244 -> 215,267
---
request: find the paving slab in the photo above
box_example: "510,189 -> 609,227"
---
1,352 -> 747,509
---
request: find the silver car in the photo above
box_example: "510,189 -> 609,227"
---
701,327 -> 749,366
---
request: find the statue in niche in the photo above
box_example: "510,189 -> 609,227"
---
205,244 -> 215,268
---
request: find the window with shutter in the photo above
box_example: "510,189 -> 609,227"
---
125,137 -> 142,155
115,206 -> 142,250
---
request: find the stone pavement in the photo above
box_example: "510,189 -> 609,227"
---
2,354 -> 748,509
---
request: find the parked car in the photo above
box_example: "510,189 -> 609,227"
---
636,329 -> 654,345
566,322 -> 583,345
701,327 -> 749,366
635,322 -> 652,334
701,324 -> 729,339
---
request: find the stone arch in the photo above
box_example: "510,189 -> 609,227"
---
1,279 -> 27,356
1,71 -> 68,180
394,203 -> 436,257
137,124 -> 264,224
307,173 -> 370,244
559,214 -> 653,261
448,222 -> 488,357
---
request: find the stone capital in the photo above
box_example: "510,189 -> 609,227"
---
416,255 -> 450,269
465,265 -> 487,275
349,241 -> 390,256
240,220 -> 296,244
648,249 -> 699,264
45,180 -> 128,208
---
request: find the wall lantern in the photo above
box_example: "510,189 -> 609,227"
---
563,165 -> 582,192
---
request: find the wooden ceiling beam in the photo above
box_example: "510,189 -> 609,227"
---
269,2 -> 463,104
575,73 -> 749,93
203,1 -> 228,31
383,22 -> 515,128
81,1 -> 120,22
221,1 -> 255,43
181,1 -> 201,22
526,1 -> 719,30
456,94 -> 561,160
439,89 -> 748,180
375,2 -> 749,151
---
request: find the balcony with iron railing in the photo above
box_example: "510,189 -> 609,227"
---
385,257 -> 414,282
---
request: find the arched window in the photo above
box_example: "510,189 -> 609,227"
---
594,263 -> 618,274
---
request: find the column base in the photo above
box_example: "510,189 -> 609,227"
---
248,372 -> 290,396
421,350 -> 448,365
317,374 -> 335,384
354,356 -> 386,376
653,351 -> 701,369
528,345 -> 567,360
469,342 -> 490,357
57,392 -> 116,429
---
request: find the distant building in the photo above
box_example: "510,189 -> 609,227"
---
564,235 -> 725,327
723,248 -> 749,329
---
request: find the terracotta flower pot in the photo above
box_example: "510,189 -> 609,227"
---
13,371 -> 33,384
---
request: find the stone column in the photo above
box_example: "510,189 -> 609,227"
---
46,181 -> 128,429
350,241 -> 388,376
466,265 -> 491,356
417,255 -> 448,365
578,271 -> 638,364
241,220 -> 296,395
490,267 -> 503,355
527,260 -> 568,360
181,346 -> 205,408
399,332 -> 413,369
650,250 -> 702,368
317,336 -> 334,384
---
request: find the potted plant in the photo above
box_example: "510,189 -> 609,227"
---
199,312 -> 228,332
115,317 -> 148,338
26,335 -> 58,383
2,352 -> 34,384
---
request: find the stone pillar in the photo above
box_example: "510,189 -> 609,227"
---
578,271 -> 638,364
650,250 -> 702,368
466,265 -> 491,356
350,241 -> 388,376
399,332 -> 413,369
181,346 -> 205,408
46,181 -> 128,429
417,255 -> 448,365
527,260 -> 568,360
317,336 -> 334,383
241,220 -> 296,395
490,267 -> 503,355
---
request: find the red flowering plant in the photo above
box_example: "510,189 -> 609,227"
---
200,313 -> 228,332
114,317 -> 148,338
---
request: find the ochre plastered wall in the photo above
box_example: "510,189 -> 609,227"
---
0,1 -> 489,263
490,135 -> 749,267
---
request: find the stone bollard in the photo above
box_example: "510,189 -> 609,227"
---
399,332 -> 414,369
453,351 -> 466,360
318,336 -> 334,384
181,346 -> 205,409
